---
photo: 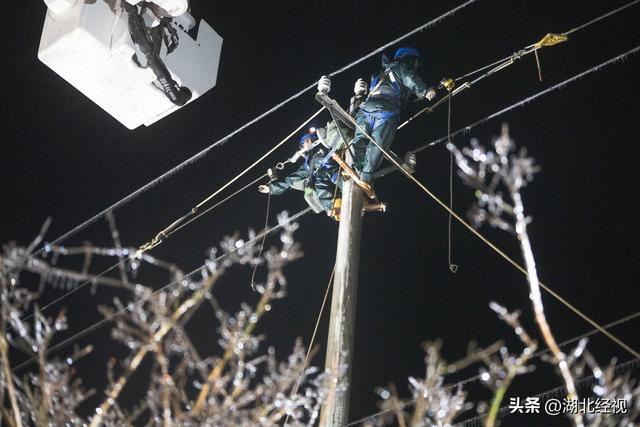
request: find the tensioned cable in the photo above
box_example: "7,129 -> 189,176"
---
564,0 -> 640,36
411,46 -> 640,154
456,357 -> 640,426
12,207 -> 313,373
329,85 -> 640,359
26,5 -> 636,322
453,0 -> 640,83
28,0 -> 479,259
23,2 -> 636,321
137,108 -> 324,253
19,172 -> 268,324
20,260 -> 127,324
398,0 -> 640,131
23,107 -> 318,323
452,309 -> 640,391
16,0 -> 636,375
339,309 -> 640,427
170,173 -> 269,237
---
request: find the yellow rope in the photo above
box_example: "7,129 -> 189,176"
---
137,108 -> 325,254
284,264 -> 335,426
346,111 -> 640,359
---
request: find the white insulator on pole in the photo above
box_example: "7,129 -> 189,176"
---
318,75 -> 331,94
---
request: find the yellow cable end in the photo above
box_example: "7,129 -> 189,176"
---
534,33 -> 568,49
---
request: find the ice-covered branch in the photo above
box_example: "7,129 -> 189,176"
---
450,124 -> 584,426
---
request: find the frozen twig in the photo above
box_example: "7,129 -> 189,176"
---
449,124 -> 583,426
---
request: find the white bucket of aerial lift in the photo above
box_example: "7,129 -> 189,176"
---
38,0 -> 223,130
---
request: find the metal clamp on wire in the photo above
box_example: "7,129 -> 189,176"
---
440,77 -> 455,92
136,231 -> 167,256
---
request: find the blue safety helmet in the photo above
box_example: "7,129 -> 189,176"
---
394,47 -> 423,66
299,130 -> 318,147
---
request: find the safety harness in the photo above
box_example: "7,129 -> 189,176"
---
368,63 -> 406,109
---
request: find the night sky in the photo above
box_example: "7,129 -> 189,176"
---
2,1 -> 639,426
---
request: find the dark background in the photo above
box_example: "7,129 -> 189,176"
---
2,1 -> 639,425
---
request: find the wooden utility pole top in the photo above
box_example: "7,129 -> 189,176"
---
319,177 -> 364,426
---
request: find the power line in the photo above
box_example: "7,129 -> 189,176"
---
20,259 -> 127,323
564,0 -> 640,36
29,0 -> 479,258
456,357 -> 640,426
400,0 -> 640,132
321,68 -> 640,359
411,46 -> 640,154
453,0 -> 640,82
137,108 -> 324,253
19,172 -> 268,324
18,0 -> 481,338
339,310 -> 640,427
12,207 -> 313,373
27,5 -> 639,324
26,106 -> 321,322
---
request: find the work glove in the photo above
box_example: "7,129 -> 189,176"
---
401,152 -> 417,174
258,185 -> 270,194
318,76 -> 331,94
267,168 -> 278,181
425,88 -> 437,101
354,78 -> 368,96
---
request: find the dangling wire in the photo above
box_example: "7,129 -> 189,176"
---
534,49 -> 544,81
284,264 -> 336,426
447,95 -> 458,274
250,188 -> 272,291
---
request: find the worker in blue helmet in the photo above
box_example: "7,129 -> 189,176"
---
259,130 -> 341,217
352,47 -> 436,183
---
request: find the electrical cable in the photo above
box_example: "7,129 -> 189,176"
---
339,310 -> 640,427
17,173 -> 268,324
411,46 -> 640,154
455,357 -> 640,426
12,207 -> 313,373
398,0 -> 640,132
26,6 -> 638,327
28,0 -> 479,259
319,81 -> 640,359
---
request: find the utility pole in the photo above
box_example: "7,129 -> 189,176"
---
319,175 -> 365,426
